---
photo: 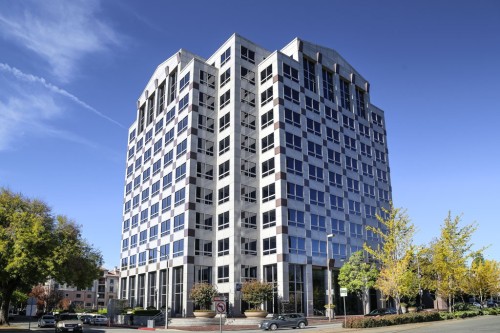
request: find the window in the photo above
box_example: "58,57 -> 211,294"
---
218,238 -> 229,256
196,187 -> 213,205
195,239 -> 212,256
129,254 -> 137,268
287,182 -> 304,201
218,185 -> 230,204
350,222 -> 363,238
241,185 -> 257,203
132,194 -> 139,208
261,87 -> 273,106
218,160 -> 230,180
123,219 -> 130,231
135,157 -> 142,170
128,147 -> 135,160
289,236 -> 306,255
241,238 -> 257,255
141,188 -> 149,202
326,127 -> 340,143
220,90 -> 230,109
152,159 -> 161,175
329,172 -> 342,188
260,65 -> 272,84
168,70 -> 177,104
197,114 -> 214,133
305,96 -> 320,114
196,212 -> 213,230
174,213 -> 185,232
132,215 -> 139,228
173,239 -> 184,257
262,209 -> 276,229
303,58 -> 316,92
175,163 -> 186,182
139,230 -> 147,245
241,111 -> 256,129
160,243 -> 170,260
331,219 -> 345,235
377,169 -> 388,183
330,195 -> 344,211
147,93 -> 155,126
241,66 -> 255,84
309,189 -> 325,206
241,211 -> 257,229
360,142 -> 372,157
130,234 -> 138,248
138,106 -> 145,133
362,162 -> 373,177
262,183 -> 275,202
129,129 -> 136,142
163,150 -> 173,166
284,86 -> 300,104
241,88 -> 256,107
219,136 -> 230,155
134,175 -> 141,188
161,196 -> 171,213
325,106 -> 338,122
286,157 -> 302,176
149,225 -> 158,241
152,181 -> 160,196
241,135 -> 256,153
200,70 -> 215,89
140,208 -> 148,223
241,159 -> 256,177
372,113 -> 384,127
157,82 -> 165,114
124,200 -> 131,213
311,214 -> 326,231
312,239 -> 327,257
127,164 -> 133,177
174,188 -> 185,206
307,141 -> 322,158
340,79 -> 351,110
155,119 -> 164,135
262,158 -> 275,177
365,204 -> 377,219
374,131 -> 385,144
288,209 -> 305,228
218,265 -> 229,283
138,251 -> 147,266
345,156 -> 358,171
261,110 -> 273,129
375,149 -> 386,163
198,92 -> 215,110
367,229 -> 379,241
306,118 -> 321,136
285,108 -> 300,127
177,116 -> 188,134
197,162 -> 213,180
283,63 -> 299,83
344,135 -> 357,151
263,236 -> 276,255
347,177 -> 360,193
343,115 -> 356,131
322,68 -> 335,102
164,128 -> 174,145
364,183 -> 376,198
178,94 -> 189,112
143,168 -> 151,182
122,238 -> 129,251
197,138 -> 214,156
241,45 -> 255,64
220,47 -> 231,66
219,113 -> 230,131
166,107 -> 175,124
220,68 -> 230,87
163,172 -> 172,188
356,87 -> 366,118
348,200 -> 361,215
144,148 -> 152,162
285,132 -> 301,151
359,123 -> 370,138
261,133 -> 274,153
241,265 -> 257,281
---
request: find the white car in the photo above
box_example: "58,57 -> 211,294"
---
91,314 -> 109,326
38,315 -> 56,328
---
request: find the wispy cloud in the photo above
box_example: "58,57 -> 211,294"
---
0,0 -> 121,82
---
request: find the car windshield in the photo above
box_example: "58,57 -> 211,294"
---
43,315 -> 55,319
60,314 -> 79,320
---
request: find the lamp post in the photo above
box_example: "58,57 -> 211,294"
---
326,233 -> 335,322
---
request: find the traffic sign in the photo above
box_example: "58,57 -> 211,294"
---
216,301 -> 226,314
340,287 -> 348,297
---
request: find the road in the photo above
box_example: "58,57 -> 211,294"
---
4,316 -> 500,333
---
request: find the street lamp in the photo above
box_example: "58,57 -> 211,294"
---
326,233 -> 335,322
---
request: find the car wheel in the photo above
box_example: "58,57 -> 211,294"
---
298,321 -> 306,329
270,323 -> 278,331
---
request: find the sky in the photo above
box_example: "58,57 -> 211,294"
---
0,0 -> 499,268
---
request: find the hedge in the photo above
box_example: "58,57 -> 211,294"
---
345,312 -> 441,328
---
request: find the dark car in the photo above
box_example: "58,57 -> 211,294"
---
79,314 -> 93,324
55,313 -> 83,333
365,308 -> 397,316
259,313 -> 308,331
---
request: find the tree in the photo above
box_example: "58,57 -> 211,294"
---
338,251 -> 378,314
363,204 -> 415,313
464,258 -> 500,304
0,189 -> 103,325
240,280 -> 274,311
431,213 -> 480,312
189,283 -> 218,311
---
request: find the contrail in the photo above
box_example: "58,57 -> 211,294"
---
0,63 -> 126,129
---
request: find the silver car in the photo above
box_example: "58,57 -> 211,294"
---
259,313 -> 308,331
38,315 -> 56,328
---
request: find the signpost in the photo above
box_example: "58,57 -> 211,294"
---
27,296 -> 37,330
213,296 -> 226,333
340,287 -> 348,327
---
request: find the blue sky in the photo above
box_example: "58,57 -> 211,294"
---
1,0 -> 499,267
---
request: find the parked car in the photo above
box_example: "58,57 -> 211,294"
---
55,313 -> 83,333
38,314 -> 56,328
259,313 -> 308,331
365,308 -> 397,316
78,314 -> 93,324
91,314 -> 109,326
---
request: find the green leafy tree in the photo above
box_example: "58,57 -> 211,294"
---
189,283 -> 218,310
0,189 -> 103,325
241,280 -> 274,311
464,258 -> 500,304
363,204 -> 415,314
431,213 -> 480,312
338,251 -> 378,314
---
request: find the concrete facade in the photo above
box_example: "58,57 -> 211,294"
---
119,34 -> 391,317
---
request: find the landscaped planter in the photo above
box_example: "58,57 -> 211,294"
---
193,311 -> 216,318
244,311 -> 268,318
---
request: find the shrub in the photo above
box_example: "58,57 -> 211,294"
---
133,309 -> 162,316
189,283 -> 218,311
344,312 -> 441,328
241,280 -> 274,311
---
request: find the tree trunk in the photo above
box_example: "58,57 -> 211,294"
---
0,288 -> 14,326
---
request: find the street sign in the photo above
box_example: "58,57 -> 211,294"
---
216,301 -> 226,314
27,296 -> 37,306
340,287 -> 348,297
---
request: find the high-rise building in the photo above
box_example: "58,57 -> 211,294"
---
119,33 -> 391,317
